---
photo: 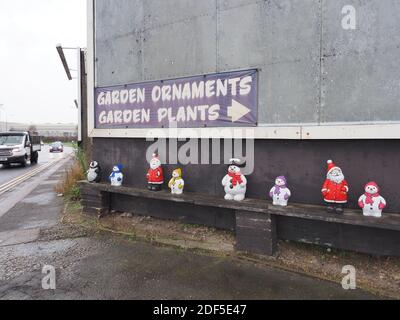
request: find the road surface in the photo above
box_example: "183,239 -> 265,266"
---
0,145 -> 72,186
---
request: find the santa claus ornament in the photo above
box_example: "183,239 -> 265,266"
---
222,158 -> 247,201
269,176 -> 291,206
321,160 -> 349,214
147,153 -> 164,191
358,182 -> 386,218
168,168 -> 184,195
109,164 -> 123,187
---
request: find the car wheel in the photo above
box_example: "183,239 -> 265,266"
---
31,152 -> 39,164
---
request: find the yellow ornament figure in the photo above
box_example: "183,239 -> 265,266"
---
168,168 -> 185,195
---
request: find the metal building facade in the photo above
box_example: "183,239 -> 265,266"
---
88,0 -> 400,212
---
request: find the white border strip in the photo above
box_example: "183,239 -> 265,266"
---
302,123 -> 400,140
77,48 -> 82,142
87,123 -> 400,140
89,126 -> 301,139
86,0 -> 400,140
87,0 -> 95,139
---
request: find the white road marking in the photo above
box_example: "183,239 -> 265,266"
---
0,155 -> 73,218
0,160 -> 57,196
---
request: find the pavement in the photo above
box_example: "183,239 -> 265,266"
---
0,150 -> 381,300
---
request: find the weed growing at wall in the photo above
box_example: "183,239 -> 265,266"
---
55,145 -> 87,200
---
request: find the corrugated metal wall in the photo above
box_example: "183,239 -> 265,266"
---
94,0 -> 400,125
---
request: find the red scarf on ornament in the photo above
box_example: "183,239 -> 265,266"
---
364,192 -> 379,205
228,172 -> 243,186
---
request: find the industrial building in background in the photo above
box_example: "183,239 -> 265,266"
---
0,121 -> 77,141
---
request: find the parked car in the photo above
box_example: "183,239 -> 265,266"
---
49,141 -> 64,153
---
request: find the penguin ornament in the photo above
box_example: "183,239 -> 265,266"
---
168,168 -> 184,195
87,161 -> 101,183
109,164 -> 123,187
222,159 -> 247,201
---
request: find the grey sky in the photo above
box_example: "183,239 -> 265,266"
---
0,0 -> 86,125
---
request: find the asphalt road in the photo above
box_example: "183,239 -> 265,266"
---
0,145 -> 73,186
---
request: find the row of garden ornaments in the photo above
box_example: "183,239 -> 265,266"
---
86,158 -> 386,218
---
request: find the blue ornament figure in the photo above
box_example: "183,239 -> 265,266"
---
109,164 -> 123,186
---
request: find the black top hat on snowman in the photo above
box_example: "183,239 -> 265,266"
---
227,158 -> 246,168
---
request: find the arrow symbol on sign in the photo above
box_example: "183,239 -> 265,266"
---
227,99 -> 251,122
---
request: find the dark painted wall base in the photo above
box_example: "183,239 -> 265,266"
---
112,194 -> 236,231
277,216 -> 400,256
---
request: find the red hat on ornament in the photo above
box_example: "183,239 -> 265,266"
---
326,160 -> 340,174
364,181 -> 379,192
151,152 -> 162,161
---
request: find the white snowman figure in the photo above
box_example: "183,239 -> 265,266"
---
269,176 -> 291,206
87,161 -> 101,183
109,164 -> 123,187
358,181 -> 386,218
168,168 -> 184,195
222,159 -> 247,201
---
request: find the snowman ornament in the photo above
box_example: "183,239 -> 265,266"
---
168,168 -> 184,195
269,176 -> 291,206
222,159 -> 247,201
87,161 -> 101,183
109,165 -> 123,187
358,181 -> 386,218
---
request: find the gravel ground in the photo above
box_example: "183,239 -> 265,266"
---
63,203 -> 399,299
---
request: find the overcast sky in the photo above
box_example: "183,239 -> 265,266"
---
0,0 -> 86,125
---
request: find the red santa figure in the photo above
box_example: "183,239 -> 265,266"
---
321,160 -> 349,214
147,153 -> 164,191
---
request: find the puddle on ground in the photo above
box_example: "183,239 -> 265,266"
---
3,239 -> 78,257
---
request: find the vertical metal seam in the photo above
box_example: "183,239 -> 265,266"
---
318,0 -> 324,125
216,0 -> 219,73
140,2 -> 144,82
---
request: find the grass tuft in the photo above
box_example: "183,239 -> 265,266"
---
55,146 -> 87,200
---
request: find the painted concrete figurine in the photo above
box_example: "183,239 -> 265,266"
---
87,161 -> 101,183
269,176 -> 291,206
321,160 -> 349,214
147,153 -> 164,191
168,168 -> 184,195
109,164 -> 123,187
222,158 -> 247,201
358,181 -> 386,218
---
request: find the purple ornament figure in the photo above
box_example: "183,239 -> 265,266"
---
269,176 -> 291,206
